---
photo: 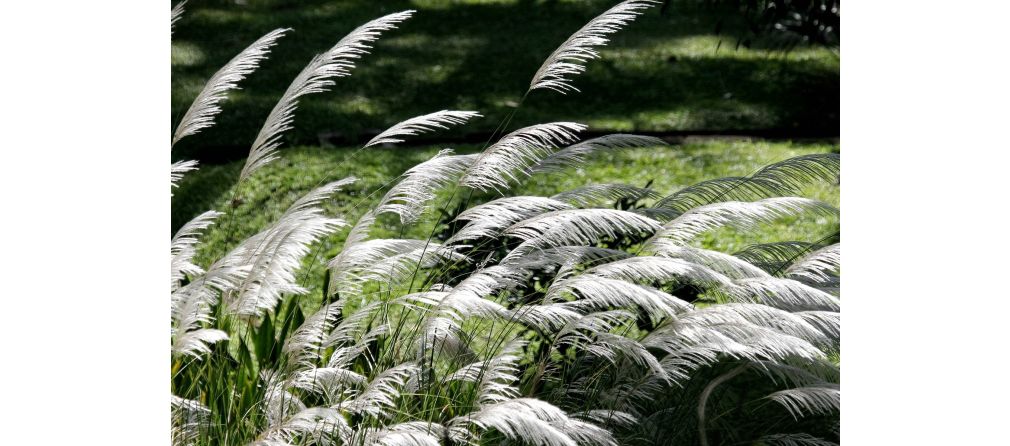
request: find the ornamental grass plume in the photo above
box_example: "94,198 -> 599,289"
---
171,1 -> 840,445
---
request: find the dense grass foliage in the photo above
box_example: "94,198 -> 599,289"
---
171,0 -> 839,162
171,2 -> 840,445
173,140 -> 839,301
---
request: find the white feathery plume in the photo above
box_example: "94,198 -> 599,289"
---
747,153 -> 841,195
501,208 -> 662,263
548,418 -> 619,446
550,183 -> 659,207
731,277 -> 841,312
325,301 -> 383,348
642,312 -> 826,377
262,371 -> 308,428
653,176 -> 751,213
654,153 -> 840,212
600,372 -> 684,414
281,177 -> 357,219
355,421 -> 445,446
767,385 -> 841,420
171,1 -> 185,35
226,214 -> 347,317
733,241 -> 819,274
649,329 -> 784,379
402,262 -> 581,335
220,179 -> 352,316
579,256 -> 737,290
173,29 -> 288,146
796,311 -> 841,343
223,183 -> 350,316
285,407 -> 354,444
256,406 -> 353,445
399,290 -> 451,309
171,262 -> 240,359
171,160 -> 199,190
572,409 -> 638,428
167,257 -> 239,367
348,363 -> 419,417
240,11 -> 415,180
555,311 -> 665,379
428,283 -> 454,292
414,266 -> 523,357
415,316 -> 474,364
650,175 -> 755,211
171,395 -> 208,446
647,243 -> 771,279
445,196 -> 573,245
282,300 -> 346,371
329,239 -> 429,270
448,399 -> 573,446
358,245 -> 467,288
785,243 -> 840,290
643,197 -> 838,248
460,122 -> 586,192
172,211 -> 223,255
442,265 -> 527,306
512,304 -> 583,335
506,208 -> 662,244
548,276 -> 692,320
447,340 -> 526,406
171,258 -> 249,318
365,110 -> 481,147
288,367 -> 368,397
247,440 -> 297,446
528,0 -> 658,94
373,150 -> 477,225
509,245 -> 632,282
344,209 -> 379,248
449,398 -> 613,446
171,210 -> 223,291
533,134 -> 665,173
328,239 -> 431,296
547,257 -> 738,328
327,324 -> 389,370
750,359 -> 839,389
679,304 -> 833,347
630,206 -> 682,223
713,323 -> 826,362
457,196 -> 572,223
171,324 -> 229,359
418,290 -> 508,355
338,151 -> 475,253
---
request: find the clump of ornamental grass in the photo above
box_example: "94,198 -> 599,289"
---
171,1 -> 840,445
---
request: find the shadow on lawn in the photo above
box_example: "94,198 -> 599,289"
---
171,0 -> 838,163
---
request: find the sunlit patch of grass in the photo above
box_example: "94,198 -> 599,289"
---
171,0 -> 839,160
171,42 -> 206,67
324,94 -> 385,119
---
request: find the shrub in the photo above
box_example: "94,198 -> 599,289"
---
171,1 -> 840,445
663,0 -> 840,51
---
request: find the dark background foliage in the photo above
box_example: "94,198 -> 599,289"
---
171,0 -> 839,164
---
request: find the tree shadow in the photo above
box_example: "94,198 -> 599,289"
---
171,0 -> 838,163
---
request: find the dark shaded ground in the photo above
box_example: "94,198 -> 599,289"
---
171,0 -> 839,164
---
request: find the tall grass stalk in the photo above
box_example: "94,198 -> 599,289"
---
171,1 -> 840,445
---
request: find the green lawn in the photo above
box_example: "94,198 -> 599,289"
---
171,0 -> 839,162
173,139 -> 840,299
